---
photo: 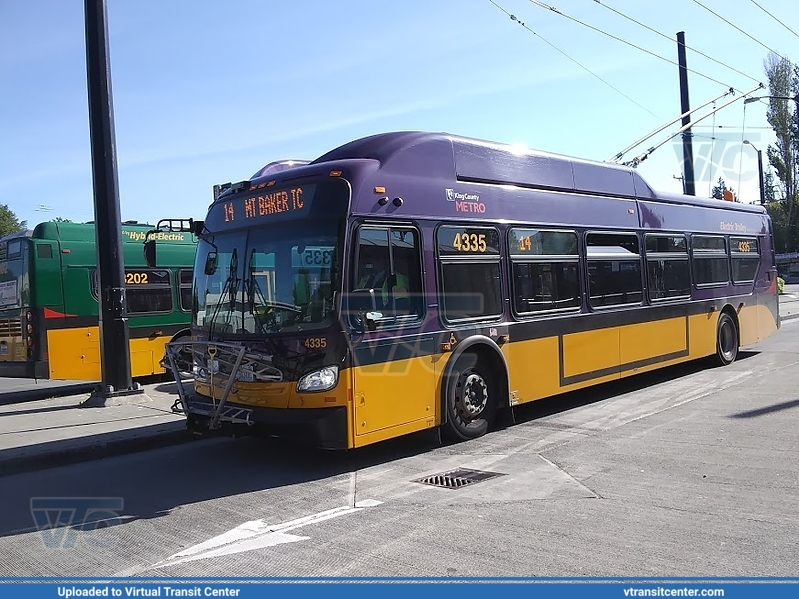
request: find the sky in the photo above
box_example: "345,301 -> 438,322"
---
1,0 -> 796,228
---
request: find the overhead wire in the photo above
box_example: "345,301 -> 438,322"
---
487,0 -> 661,119
592,0 -> 763,86
748,0 -> 799,40
525,0 -> 737,90
691,0 -> 787,60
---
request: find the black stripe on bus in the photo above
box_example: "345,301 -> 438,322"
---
349,293 -> 762,367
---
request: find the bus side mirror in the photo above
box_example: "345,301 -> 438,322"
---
192,220 -> 205,236
144,239 -> 156,268
204,251 -> 218,275
349,289 -> 381,331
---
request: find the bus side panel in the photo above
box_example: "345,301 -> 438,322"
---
47,327 -> 100,381
506,336 -> 561,402
561,327 -> 620,382
619,316 -> 688,366
688,311 -> 719,359
738,303 -> 761,347
757,296 -> 779,342
130,336 -> 165,377
351,347 -> 438,440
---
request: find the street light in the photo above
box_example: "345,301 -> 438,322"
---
743,94 -> 799,104
744,94 -> 799,134
743,140 -> 766,206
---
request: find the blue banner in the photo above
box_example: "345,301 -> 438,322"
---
0,581 -> 798,599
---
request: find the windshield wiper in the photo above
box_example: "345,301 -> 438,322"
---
207,249 -> 238,340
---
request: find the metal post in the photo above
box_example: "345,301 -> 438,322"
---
677,32 -> 695,196
756,149 -> 766,205
83,0 -> 142,404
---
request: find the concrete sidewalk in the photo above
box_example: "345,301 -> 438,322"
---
0,378 -> 97,406
0,292 -> 796,476
0,381 -> 194,476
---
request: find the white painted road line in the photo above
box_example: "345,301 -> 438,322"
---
150,499 -> 383,569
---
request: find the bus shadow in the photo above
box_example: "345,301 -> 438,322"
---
495,351 -> 759,430
0,352 -> 762,543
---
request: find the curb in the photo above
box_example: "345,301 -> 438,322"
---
0,383 -> 97,406
0,420 -> 197,478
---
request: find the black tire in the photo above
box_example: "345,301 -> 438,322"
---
715,312 -> 739,366
442,353 -> 498,442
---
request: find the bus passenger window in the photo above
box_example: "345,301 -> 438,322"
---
509,228 -> 580,314
730,237 -> 759,284
437,225 -> 502,322
645,235 -> 690,300
125,269 -> 173,314
691,235 -> 729,286
178,269 -> 193,311
586,232 -> 642,308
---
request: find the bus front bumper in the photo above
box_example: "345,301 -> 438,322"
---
171,392 -> 348,450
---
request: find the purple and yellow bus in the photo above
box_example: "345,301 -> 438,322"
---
150,132 -> 780,449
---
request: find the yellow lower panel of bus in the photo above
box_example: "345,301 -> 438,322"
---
351,353 -> 439,438
47,327 -> 168,380
509,315 -> 695,405
561,327 -> 620,380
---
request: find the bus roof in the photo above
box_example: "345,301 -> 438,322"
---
19,221 -> 197,244
309,131 -> 766,214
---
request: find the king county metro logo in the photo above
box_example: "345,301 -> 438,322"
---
444,188 -> 480,203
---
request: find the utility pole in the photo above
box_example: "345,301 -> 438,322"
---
83,0 -> 142,404
676,32 -> 695,196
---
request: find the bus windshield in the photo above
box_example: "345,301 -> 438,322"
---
194,220 -> 342,336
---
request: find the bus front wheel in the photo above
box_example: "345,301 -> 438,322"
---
442,354 -> 497,442
715,312 -> 739,366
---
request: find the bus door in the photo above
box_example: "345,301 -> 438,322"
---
348,226 -> 437,439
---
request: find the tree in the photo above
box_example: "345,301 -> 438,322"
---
763,52 -> 799,252
0,204 -> 26,237
764,169 -> 778,203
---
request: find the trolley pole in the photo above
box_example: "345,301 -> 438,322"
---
677,31 -> 696,196
83,0 -> 142,404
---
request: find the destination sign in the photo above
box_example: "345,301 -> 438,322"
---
207,183 -> 315,231
204,178 -> 351,232
437,226 -> 500,256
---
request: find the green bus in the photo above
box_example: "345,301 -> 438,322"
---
0,220 -> 197,381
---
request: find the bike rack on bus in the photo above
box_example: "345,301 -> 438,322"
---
164,339 -> 254,430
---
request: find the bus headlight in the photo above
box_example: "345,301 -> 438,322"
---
296,366 -> 339,392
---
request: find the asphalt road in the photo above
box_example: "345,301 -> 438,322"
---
1,318 -> 798,578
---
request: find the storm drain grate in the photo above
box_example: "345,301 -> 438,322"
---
413,468 -> 506,490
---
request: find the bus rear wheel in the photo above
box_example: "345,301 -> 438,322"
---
715,312 -> 739,366
442,354 -> 497,442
